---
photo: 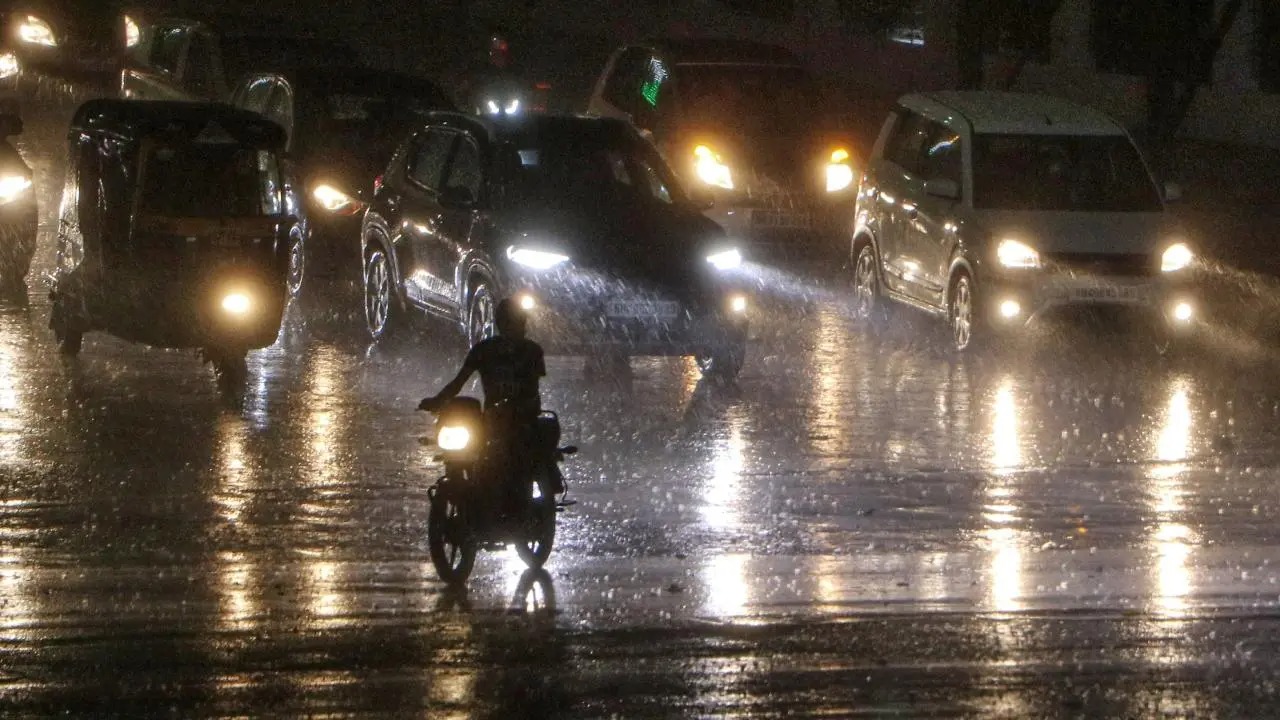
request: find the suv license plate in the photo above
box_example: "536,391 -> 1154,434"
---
606,300 -> 679,319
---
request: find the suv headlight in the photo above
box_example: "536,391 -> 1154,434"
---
826,148 -> 855,193
997,239 -> 1041,269
17,15 -> 56,47
1161,242 -> 1194,273
507,246 -> 569,270
693,145 -> 734,190
706,247 -> 742,270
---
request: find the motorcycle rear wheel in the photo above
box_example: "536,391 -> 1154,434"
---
515,473 -> 556,569
428,492 -> 476,584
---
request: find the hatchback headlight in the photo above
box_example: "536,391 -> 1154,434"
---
826,148 -> 855,193
0,175 -> 30,204
997,239 -> 1041,269
17,15 -> 56,47
437,425 -> 471,451
706,247 -> 742,270
693,145 -> 734,190
507,246 -> 569,270
1161,242 -> 1194,273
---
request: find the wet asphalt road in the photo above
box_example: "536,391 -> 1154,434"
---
6,85 -> 1280,718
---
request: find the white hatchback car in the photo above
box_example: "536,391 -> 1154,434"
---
852,92 -> 1196,351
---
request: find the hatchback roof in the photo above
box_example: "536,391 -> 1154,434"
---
905,91 -> 1125,136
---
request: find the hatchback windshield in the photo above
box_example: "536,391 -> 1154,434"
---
506,123 -> 685,208
138,144 -> 283,218
973,134 -> 1162,212
675,64 -> 820,135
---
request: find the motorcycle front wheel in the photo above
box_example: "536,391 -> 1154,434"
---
515,473 -> 556,569
428,491 -> 476,585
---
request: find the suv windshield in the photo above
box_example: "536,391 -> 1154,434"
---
505,123 -> 685,208
974,134 -> 1162,212
138,144 -> 282,218
675,64 -> 819,135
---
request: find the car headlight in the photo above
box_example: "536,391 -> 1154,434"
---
0,52 -> 18,80
0,175 -> 32,204
1161,242 -> 1194,273
706,247 -> 742,270
17,15 -> 56,47
693,145 -> 734,190
124,15 -> 140,48
221,292 -> 252,316
729,293 -> 748,314
437,424 -> 471,451
826,148 -> 855,193
507,246 -> 569,270
997,239 -> 1041,269
312,183 -> 359,214
506,98 -> 520,114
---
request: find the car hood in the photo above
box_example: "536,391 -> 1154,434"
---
496,202 -> 729,287
969,209 -> 1181,256
671,127 -> 858,188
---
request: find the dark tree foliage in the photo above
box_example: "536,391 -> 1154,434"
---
720,0 -> 797,21
1257,0 -> 1280,92
833,0 -> 915,37
957,0 -> 1063,89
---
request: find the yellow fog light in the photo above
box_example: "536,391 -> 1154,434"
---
437,425 -> 471,451
729,294 -> 748,314
1172,301 -> 1194,323
999,299 -> 1021,319
221,292 -> 251,315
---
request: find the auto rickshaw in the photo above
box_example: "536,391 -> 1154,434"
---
49,99 -> 298,379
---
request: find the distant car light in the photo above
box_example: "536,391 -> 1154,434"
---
505,98 -> 520,114
826,148 -> 855,193
507,246 -> 569,270
997,239 -> 1041,269
706,248 -> 742,270
17,15 -> 56,47
693,145 -> 734,190
124,15 -> 140,48
0,52 -> 18,80
485,99 -> 500,115
312,183 -> 359,214
1162,242 -> 1194,273
0,175 -> 31,204
437,425 -> 471,451
221,292 -> 251,315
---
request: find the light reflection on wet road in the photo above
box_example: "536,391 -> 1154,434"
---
4,87 -> 1280,717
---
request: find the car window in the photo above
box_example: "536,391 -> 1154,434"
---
883,110 -> 931,175
973,134 -> 1162,212
406,128 -> 455,192
443,136 -> 483,200
183,31 -> 217,97
920,123 -> 962,186
149,26 -> 185,75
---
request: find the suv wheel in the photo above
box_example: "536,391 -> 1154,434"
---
467,283 -> 495,346
948,272 -> 976,352
852,243 -> 881,325
364,248 -> 398,339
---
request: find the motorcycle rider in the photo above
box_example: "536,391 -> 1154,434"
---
461,33 -> 530,117
419,298 -> 564,507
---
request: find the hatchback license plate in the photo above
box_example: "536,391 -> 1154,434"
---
1063,283 -> 1150,303
606,300 -> 679,319
753,210 -> 812,229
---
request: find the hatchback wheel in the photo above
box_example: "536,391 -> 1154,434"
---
949,273 -> 976,352
852,243 -> 881,325
364,248 -> 397,339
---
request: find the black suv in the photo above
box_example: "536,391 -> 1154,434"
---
361,113 -> 750,378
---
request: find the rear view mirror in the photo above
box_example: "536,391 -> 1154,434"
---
440,185 -> 475,208
924,178 -> 960,201
688,187 -> 715,210
1163,181 -> 1183,203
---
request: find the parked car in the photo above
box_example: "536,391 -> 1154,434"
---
121,14 -> 358,103
362,113 -> 750,378
588,39 -> 859,263
852,91 -> 1196,352
230,67 -> 454,274
1,0 -> 135,81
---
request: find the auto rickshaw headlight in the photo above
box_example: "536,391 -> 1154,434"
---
0,52 -> 18,80
221,292 -> 252,316
17,15 -> 56,47
437,424 -> 471,451
0,175 -> 32,204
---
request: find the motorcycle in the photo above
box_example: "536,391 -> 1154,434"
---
424,396 -> 576,585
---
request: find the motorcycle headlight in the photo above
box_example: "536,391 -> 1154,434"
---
437,424 -> 471,451
997,238 -> 1041,269
825,148 -> 855,193
0,52 -> 18,80
0,175 -> 32,204
312,183 -> 359,214
17,15 -> 56,47
507,246 -> 569,270
693,145 -> 734,190
1161,242 -> 1194,273
124,15 -> 141,48
706,247 -> 742,271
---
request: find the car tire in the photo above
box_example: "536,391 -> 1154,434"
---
467,283 -> 496,346
286,226 -> 306,298
851,242 -> 884,327
948,272 -> 979,353
363,247 -> 399,340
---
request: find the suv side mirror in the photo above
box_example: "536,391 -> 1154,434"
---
1163,181 -> 1182,203
440,185 -> 476,208
688,187 -> 715,210
924,178 -> 960,201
